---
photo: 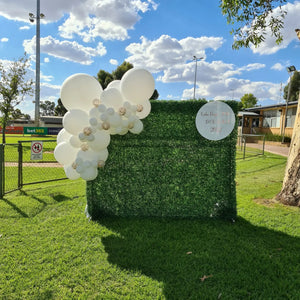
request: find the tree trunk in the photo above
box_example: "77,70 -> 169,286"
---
276,96 -> 300,206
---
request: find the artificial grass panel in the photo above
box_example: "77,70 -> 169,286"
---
87,100 -> 238,219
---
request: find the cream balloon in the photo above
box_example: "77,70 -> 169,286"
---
60,73 -> 103,112
129,119 -> 144,134
135,100 -> 151,119
100,88 -> 124,110
69,135 -> 82,148
106,80 -> 121,90
54,142 -> 78,165
88,131 -> 110,151
121,68 -> 155,104
77,148 -> 109,162
57,128 -> 71,144
63,109 -> 90,135
64,165 -> 80,180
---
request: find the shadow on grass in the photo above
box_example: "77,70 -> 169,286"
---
0,197 -> 29,218
100,217 -> 300,299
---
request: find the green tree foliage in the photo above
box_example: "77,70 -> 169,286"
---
283,71 -> 300,102
221,0 -> 287,49
97,70 -> 114,90
54,98 -> 67,116
112,61 -> 134,80
240,93 -> 258,109
0,54 -> 33,143
40,100 -> 55,116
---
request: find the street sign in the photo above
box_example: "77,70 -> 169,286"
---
31,141 -> 43,160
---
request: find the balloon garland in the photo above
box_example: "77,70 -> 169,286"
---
54,68 -> 155,181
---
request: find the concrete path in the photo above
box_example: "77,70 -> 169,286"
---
246,143 -> 290,157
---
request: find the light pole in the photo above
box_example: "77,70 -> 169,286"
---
193,56 -> 203,99
29,0 -> 45,127
282,65 -> 296,143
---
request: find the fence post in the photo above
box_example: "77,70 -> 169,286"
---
0,144 -> 4,198
18,141 -> 23,190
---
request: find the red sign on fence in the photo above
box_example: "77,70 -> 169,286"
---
0,126 -> 23,134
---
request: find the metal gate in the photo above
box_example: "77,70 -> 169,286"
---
0,140 -> 67,197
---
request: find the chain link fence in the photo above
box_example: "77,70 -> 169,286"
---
0,140 -> 66,197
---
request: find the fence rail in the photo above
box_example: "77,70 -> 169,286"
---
237,134 -> 265,159
0,140 -> 66,197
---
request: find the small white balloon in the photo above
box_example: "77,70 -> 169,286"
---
89,107 -> 100,119
88,131 -> 110,151
63,109 -> 90,135
121,68 -> 155,104
136,100 -> 151,119
108,113 -> 122,127
64,165 -> 80,180
77,148 -> 108,162
106,80 -> 121,90
69,135 -> 82,148
129,119 -> 144,134
80,167 -> 98,181
54,142 -> 78,165
60,73 -> 103,112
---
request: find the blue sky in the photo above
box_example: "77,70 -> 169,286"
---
0,0 -> 300,117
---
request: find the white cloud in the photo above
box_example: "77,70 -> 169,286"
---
109,59 -> 118,65
23,36 -> 107,65
271,63 -> 285,71
125,35 -> 224,73
1,37 -> 8,42
44,57 -> 50,63
250,2 -> 300,55
0,0 -> 157,42
19,26 -> 30,30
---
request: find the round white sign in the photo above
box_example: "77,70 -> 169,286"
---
195,101 -> 235,141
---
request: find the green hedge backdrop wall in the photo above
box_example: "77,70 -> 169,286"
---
87,100 -> 238,220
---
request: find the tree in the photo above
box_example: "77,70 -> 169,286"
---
97,70 -> 114,90
276,97 -> 300,206
240,93 -> 257,109
54,98 -> 67,116
0,54 -> 33,143
112,61 -> 133,80
11,108 -> 24,120
40,100 -> 55,116
283,71 -> 300,102
221,0 -> 287,49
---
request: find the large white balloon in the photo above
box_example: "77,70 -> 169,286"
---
64,165 -> 80,180
88,131 -> 110,151
54,142 -> 78,165
57,128 -> 71,144
121,68 -> 155,104
63,109 -> 90,135
100,88 -> 124,110
69,135 -> 82,148
60,73 -> 103,112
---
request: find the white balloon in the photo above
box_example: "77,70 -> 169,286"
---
54,142 -> 78,165
77,148 -> 109,162
80,167 -> 98,181
60,73 -> 103,112
89,107 -> 100,119
64,165 -> 80,180
121,68 -> 155,104
63,109 -> 90,135
100,88 -> 124,110
106,80 -> 121,90
57,128 -> 71,144
129,119 -> 144,134
69,135 -> 82,148
88,131 -> 110,151
108,113 -> 122,127
136,100 -> 151,119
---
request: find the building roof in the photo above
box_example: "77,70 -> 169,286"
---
238,111 -> 260,117
245,101 -> 298,112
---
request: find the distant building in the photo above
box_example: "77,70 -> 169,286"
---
238,101 -> 298,136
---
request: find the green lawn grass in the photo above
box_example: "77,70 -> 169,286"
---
0,152 -> 299,299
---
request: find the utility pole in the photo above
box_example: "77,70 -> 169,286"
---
29,0 -> 45,127
193,56 -> 203,100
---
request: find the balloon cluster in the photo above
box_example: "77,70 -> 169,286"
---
54,68 -> 155,181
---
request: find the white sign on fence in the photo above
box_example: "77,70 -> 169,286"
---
195,101 -> 235,141
31,141 -> 43,160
